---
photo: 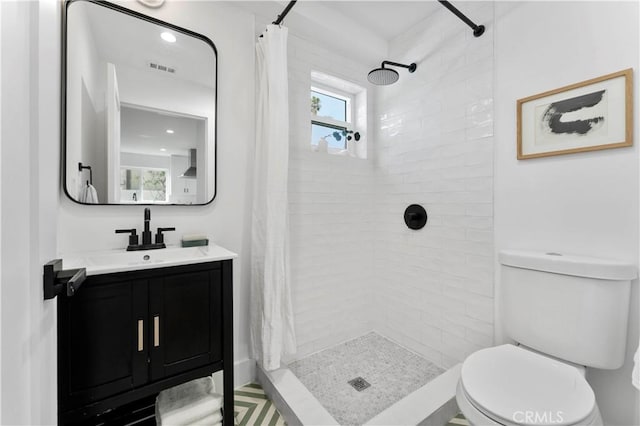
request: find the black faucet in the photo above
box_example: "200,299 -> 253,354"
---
115,208 -> 175,251
142,208 -> 152,245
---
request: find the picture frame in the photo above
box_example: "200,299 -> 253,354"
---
517,68 -> 633,159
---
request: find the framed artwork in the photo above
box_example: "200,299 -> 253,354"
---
517,68 -> 633,159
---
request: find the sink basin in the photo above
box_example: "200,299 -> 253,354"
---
62,245 -> 237,275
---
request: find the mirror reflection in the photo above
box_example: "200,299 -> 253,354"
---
65,0 -> 217,205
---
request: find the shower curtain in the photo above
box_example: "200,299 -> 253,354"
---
250,24 -> 297,371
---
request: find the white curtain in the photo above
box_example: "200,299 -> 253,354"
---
251,25 -> 296,371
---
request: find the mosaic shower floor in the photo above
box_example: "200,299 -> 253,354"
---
288,332 -> 444,425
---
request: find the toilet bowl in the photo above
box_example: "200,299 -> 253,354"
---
455,250 -> 635,426
456,344 -> 602,426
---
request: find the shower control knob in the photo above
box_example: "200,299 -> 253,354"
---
404,204 -> 427,230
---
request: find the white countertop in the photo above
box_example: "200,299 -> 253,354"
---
61,244 -> 237,276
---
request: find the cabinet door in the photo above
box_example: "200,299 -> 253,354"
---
58,279 -> 148,408
149,269 -> 222,381
184,178 -> 197,195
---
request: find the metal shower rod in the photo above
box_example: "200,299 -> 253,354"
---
267,0 -> 484,37
272,0 -> 297,25
438,0 -> 485,37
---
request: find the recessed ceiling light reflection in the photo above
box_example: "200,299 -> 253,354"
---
166,129 -> 174,134
161,32 -> 176,43
160,148 -> 167,152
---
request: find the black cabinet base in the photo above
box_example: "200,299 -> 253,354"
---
57,260 -> 234,426
69,394 -> 156,426
59,362 -> 224,424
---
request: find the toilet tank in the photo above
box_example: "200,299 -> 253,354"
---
499,250 -> 636,369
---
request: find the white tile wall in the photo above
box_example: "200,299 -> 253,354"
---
372,2 -> 495,368
287,2 -> 495,368
287,34 -> 376,358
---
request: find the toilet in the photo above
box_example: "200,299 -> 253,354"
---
456,250 -> 637,426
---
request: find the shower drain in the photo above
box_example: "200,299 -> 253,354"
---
348,377 -> 371,392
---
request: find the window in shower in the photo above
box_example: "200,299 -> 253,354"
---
310,71 -> 367,158
311,87 -> 351,150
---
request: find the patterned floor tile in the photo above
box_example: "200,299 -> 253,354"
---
234,383 -> 285,426
446,413 -> 470,426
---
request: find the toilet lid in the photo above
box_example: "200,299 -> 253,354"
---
461,345 -> 595,426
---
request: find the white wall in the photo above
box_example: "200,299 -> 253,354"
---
0,1 -> 3,417
286,33 -> 376,358
1,2 -> 33,421
494,2 -> 639,425
1,0 -> 60,423
372,2 -> 495,369
121,152 -> 171,169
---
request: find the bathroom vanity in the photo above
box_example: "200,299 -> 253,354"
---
56,0 -> 230,421
55,246 -> 235,424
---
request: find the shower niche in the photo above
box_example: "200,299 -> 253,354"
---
63,0 -> 217,205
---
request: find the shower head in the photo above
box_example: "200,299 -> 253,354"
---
368,67 -> 399,85
367,61 -> 417,86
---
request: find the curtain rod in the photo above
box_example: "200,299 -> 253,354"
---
263,1 -> 484,38
272,0 -> 297,25
438,1 -> 485,37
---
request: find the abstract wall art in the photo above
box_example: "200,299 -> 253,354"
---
517,68 -> 633,159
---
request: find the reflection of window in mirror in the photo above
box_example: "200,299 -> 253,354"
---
120,167 -> 167,203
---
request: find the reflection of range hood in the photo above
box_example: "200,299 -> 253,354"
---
180,149 -> 197,179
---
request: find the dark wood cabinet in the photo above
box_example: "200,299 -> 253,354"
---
57,260 -> 233,425
149,270 -> 223,380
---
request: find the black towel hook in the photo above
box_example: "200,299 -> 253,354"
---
78,162 -> 93,185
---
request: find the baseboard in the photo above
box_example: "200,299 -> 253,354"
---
234,358 -> 256,388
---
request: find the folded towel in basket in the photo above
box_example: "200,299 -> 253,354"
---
156,377 -> 223,426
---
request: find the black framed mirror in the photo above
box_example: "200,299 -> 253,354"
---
63,0 -> 217,205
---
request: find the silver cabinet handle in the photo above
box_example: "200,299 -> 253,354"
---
137,319 -> 144,352
154,315 -> 160,347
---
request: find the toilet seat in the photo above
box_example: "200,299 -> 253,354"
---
459,344 -> 597,426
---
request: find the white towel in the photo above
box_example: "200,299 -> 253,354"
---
185,411 -> 222,425
78,185 -> 87,203
156,377 -> 223,426
79,183 -> 99,204
633,345 -> 639,390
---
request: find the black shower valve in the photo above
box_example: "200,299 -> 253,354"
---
404,204 -> 428,230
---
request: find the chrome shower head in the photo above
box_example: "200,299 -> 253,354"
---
367,61 -> 417,86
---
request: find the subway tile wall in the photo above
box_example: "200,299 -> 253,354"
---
287,34 -> 376,358
372,3 -> 495,368
286,2 -> 494,368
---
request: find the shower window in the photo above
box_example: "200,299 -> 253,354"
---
311,122 -> 348,150
311,86 -> 352,151
310,71 -> 367,159
311,89 -> 349,123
